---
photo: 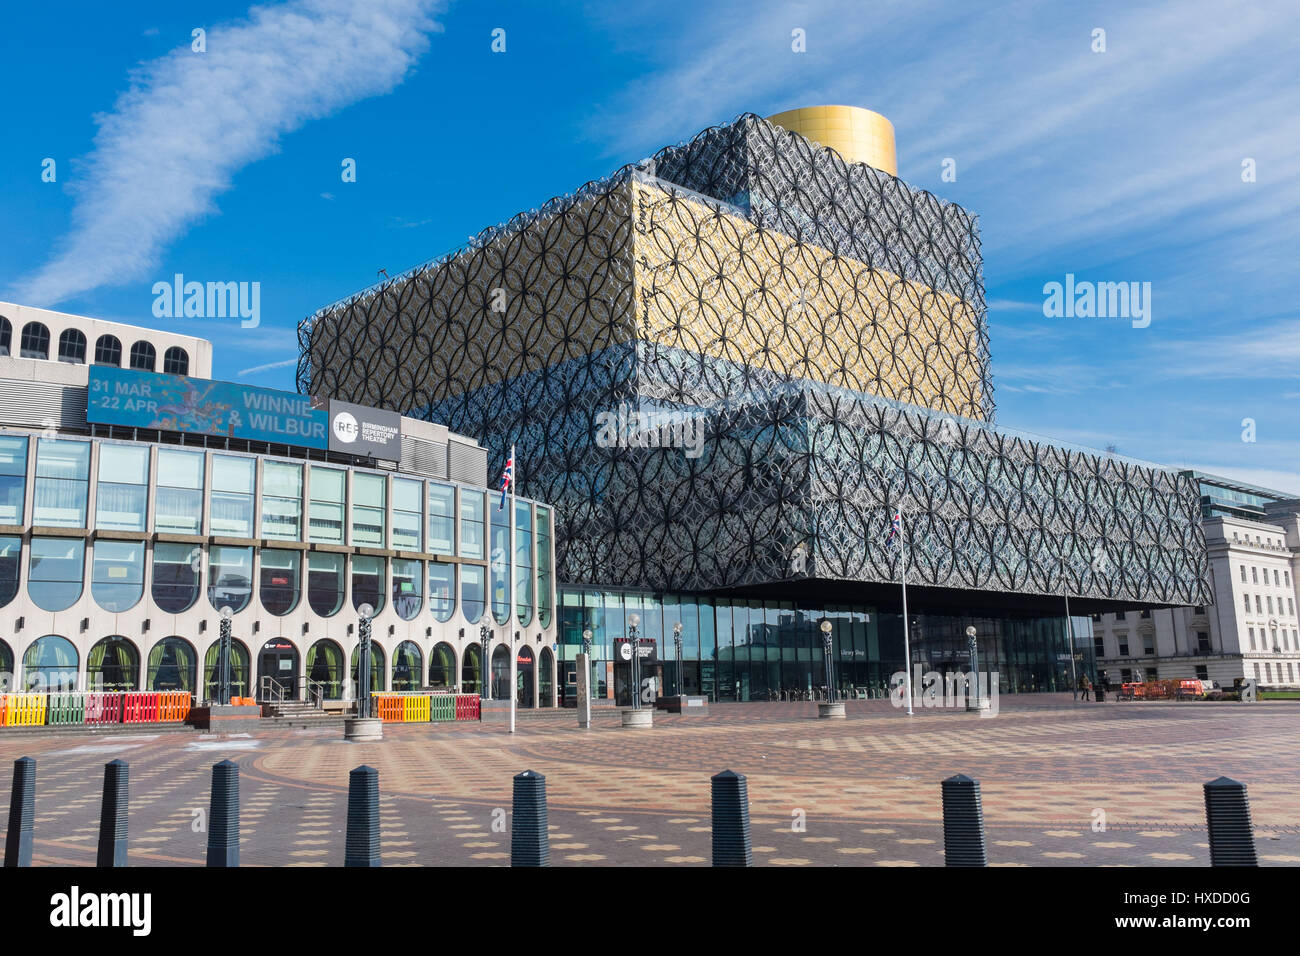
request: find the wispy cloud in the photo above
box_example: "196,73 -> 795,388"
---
238,357 -> 298,376
10,0 -> 444,307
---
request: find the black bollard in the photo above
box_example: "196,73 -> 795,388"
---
511,770 -> 550,867
1204,777 -> 1258,866
711,770 -> 752,867
4,757 -> 35,868
345,765 -> 381,867
96,759 -> 129,867
941,774 -> 988,866
206,759 -> 240,867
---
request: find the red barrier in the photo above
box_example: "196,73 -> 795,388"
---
0,696 -> 6,725
85,693 -> 122,725
454,695 -> 480,720
123,692 -> 161,723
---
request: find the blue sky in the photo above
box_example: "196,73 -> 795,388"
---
3,0 -> 1298,493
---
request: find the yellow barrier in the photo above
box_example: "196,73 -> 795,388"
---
4,694 -> 48,727
403,695 -> 430,722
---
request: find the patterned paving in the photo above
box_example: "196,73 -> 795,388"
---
2,696 -> 1298,866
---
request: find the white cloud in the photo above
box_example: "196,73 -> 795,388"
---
10,0 -> 444,307
237,357 -> 298,376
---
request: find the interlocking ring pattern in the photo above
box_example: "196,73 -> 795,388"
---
299,114 -> 1208,605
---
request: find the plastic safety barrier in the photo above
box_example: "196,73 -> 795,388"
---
453,694 -> 481,721
372,694 -> 404,722
122,692 -> 161,724
46,693 -> 86,726
430,694 -> 455,722
85,693 -> 123,725
403,695 -> 431,723
3,694 -> 48,727
157,691 -> 192,722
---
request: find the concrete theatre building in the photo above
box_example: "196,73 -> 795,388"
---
298,106 -> 1212,703
0,303 -> 559,707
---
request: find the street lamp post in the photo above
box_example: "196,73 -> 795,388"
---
357,603 -> 374,719
582,627 -> 593,702
820,619 -> 835,702
966,625 -> 980,707
479,624 -> 491,700
218,605 -> 234,706
673,621 -> 684,696
628,613 -> 641,710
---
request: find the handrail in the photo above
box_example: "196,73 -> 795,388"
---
258,675 -> 285,705
303,678 -> 325,709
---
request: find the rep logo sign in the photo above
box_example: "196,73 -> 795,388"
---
326,400 -> 401,460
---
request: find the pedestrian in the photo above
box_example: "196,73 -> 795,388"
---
1080,673 -> 1092,701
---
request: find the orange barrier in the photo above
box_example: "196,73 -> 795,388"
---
156,691 -> 192,722
372,694 -> 405,722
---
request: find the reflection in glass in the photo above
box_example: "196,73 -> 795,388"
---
307,552 -> 344,617
352,473 -> 386,546
23,635 -> 78,691
261,461 -> 303,540
461,564 -> 485,624
0,435 -> 28,525
392,478 -> 422,551
515,500 -> 533,626
155,449 -> 204,533
351,555 -> 385,615
91,540 -> 145,612
392,558 -> 422,620
28,537 -> 84,611
309,467 -> 345,543
259,549 -> 301,616
429,561 -> 454,622
95,444 -> 149,531
211,455 -> 255,537
392,641 -> 422,692
428,483 -> 454,554
34,439 -> 89,527
207,545 -> 253,613
152,542 -> 201,613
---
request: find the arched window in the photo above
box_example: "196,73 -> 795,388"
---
152,542 -> 201,613
429,642 -> 457,689
0,536 -> 20,608
94,335 -> 122,366
128,341 -> 156,371
203,638 -> 250,701
57,328 -> 86,364
517,646 -> 535,708
429,561 -> 455,622
305,639 -> 345,700
147,637 -> 197,692
391,641 -> 423,692
259,549 -> 301,616
539,646 -> 554,708
392,558 -> 422,620
351,642 -> 385,695
460,643 -> 481,695
23,635 -> 79,692
307,552 -> 344,616
162,346 -> 189,375
351,555 -> 385,615
19,322 -> 50,359
208,545 -> 253,614
91,541 -> 145,612
28,537 -> 84,611
0,315 -> 11,356
461,564 -> 484,624
0,639 -> 13,684
491,645 -> 510,700
88,637 -> 139,692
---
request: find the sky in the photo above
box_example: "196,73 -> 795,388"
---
2,0 -> 1298,494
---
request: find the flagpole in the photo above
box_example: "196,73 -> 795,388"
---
900,511 -> 914,716
509,443 -> 517,736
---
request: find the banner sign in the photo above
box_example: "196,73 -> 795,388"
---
87,366 -> 328,448
326,399 -> 402,460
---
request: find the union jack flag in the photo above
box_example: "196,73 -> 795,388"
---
885,510 -> 902,547
498,455 -> 514,511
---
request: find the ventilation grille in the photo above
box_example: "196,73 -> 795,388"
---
448,440 -> 487,486
400,435 -> 448,479
0,380 -> 88,429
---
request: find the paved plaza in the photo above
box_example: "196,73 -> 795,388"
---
2,696 -> 1299,867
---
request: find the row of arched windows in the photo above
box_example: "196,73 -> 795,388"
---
0,635 -> 556,704
0,317 -> 188,374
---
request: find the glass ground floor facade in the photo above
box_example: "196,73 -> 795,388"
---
557,586 -> 1094,705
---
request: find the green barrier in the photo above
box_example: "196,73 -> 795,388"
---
430,694 -> 454,722
46,693 -> 86,726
